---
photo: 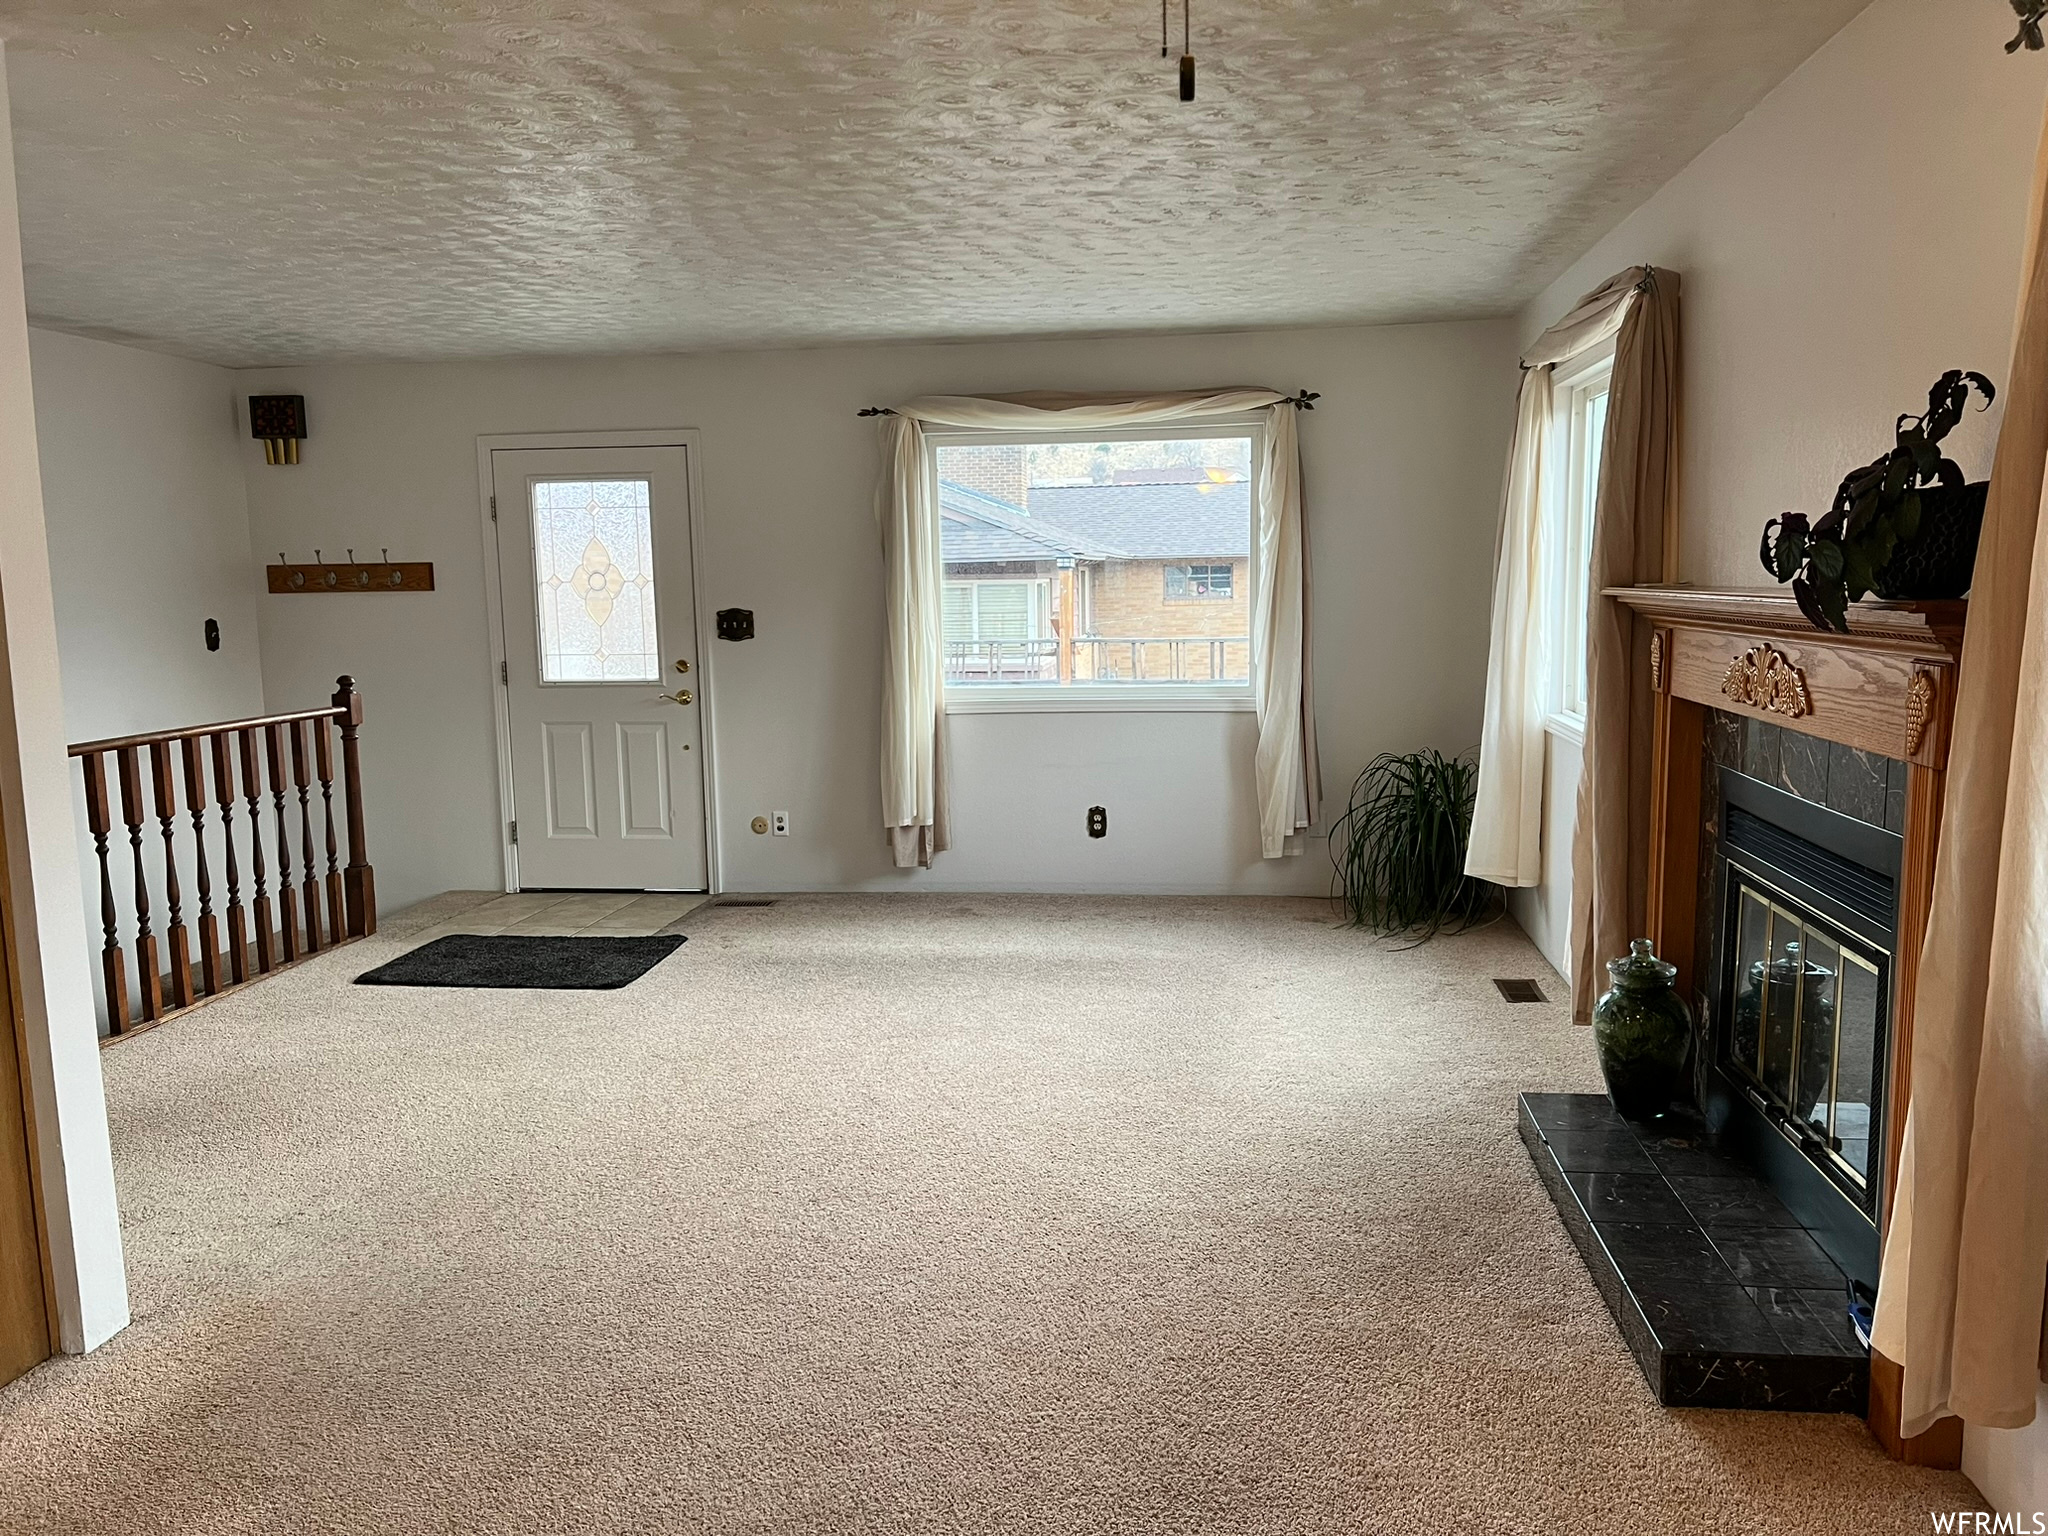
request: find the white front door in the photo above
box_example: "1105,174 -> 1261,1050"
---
492,446 -> 707,891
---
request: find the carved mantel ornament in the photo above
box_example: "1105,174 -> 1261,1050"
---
1720,643 -> 1811,720
1905,669 -> 1937,756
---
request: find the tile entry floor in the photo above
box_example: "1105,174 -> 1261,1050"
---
402,889 -> 710,943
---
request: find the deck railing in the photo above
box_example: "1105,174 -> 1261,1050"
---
943,636 -> 1250,685
69,675 -> 376,1038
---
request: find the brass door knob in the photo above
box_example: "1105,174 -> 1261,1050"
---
666,689 -> 694,706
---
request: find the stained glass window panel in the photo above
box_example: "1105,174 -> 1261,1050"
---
530,478 -> 660,683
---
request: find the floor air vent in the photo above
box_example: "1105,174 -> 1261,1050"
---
717,898 -> 777,908
1494,978 -> 1546,1003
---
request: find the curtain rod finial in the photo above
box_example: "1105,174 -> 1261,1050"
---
858,406 -> 896,417
1285,390 -> 1320,410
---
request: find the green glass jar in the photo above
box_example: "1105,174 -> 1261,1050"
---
1591,938 -> 1694,1121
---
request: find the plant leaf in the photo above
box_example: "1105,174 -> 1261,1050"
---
1895,489 -> 1922,545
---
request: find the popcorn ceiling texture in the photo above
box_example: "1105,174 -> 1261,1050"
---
0,893 -> 1979,1532
1,0 -> 1866,366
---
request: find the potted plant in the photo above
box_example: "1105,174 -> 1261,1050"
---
1328,749 -> 1499,941
1759,369 -> 1995,633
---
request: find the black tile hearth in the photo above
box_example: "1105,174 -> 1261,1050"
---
1593,1220 -> 1733,1291
1567,1171 -> 1696,1225
1669,1176 -> 1804,1229
1522,1092 -> 1628,1132
1705,1223 -> 1850,1288
1520,1092 -> 1866,1412
1747,1286 -> 1868,1356
1639,1134 -> 1751,1180
1544,1130 -> 1657,1173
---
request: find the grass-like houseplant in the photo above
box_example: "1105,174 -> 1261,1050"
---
1329,749 -> 1499,941
1759,369 -> 1995,633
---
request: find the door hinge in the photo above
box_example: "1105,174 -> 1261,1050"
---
508,820 -> 518,845
500,660 -> 508,686
490,494 -> 498,522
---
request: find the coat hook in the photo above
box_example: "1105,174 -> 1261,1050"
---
381,548 -> 390,563
314,548 -> 323,562
346,548 -> 355,563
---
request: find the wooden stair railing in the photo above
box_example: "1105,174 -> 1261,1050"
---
71,676 -> 376,1041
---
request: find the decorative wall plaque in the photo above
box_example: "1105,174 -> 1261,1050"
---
1904,669 -> 1937,756
1720,643 -> 1811,720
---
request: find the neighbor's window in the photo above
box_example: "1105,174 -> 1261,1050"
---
1164,563 -> 1234,600
933,431 -> 1255,691
1550,344 -> 1613,723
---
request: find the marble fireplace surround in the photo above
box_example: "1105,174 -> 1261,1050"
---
1604,584 -> 1965,1465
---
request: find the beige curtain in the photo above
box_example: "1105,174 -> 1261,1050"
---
1467,273 -> 1641,888
876,389 -> 1321,863
1871,96 -> 2048,1435
877,413 -> 949,868
1568,268 -> 1682,1022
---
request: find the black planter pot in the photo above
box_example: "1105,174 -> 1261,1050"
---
1870,480 -> 1989,600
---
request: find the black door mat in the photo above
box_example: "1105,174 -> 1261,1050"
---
355,933 -> 685,990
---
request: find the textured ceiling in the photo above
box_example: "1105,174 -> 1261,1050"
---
0,0 -> 1868,367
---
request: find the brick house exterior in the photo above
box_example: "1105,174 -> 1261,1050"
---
936,447 -> 1250,684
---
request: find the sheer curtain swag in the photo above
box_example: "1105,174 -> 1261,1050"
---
873,389 -> 1321,867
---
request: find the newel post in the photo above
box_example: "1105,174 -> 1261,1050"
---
333,675 -> 377,937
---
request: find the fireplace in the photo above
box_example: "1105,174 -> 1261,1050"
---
1588,585 -> 1968,1460
1700,766 -> 1903,1290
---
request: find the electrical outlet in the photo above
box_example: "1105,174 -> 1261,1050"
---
771,811 -> 789,836
1087,805 -> 1107,839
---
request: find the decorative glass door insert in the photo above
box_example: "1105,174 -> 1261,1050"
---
530,477 -> 659,682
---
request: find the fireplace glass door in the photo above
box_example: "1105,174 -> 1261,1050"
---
1725,880 -> 1886,1200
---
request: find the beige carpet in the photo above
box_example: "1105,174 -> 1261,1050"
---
0,894 -> 1982,1533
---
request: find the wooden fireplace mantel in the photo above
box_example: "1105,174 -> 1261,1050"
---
1606,583 -> 1963,1467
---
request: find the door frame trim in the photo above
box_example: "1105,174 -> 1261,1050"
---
475,430 -> 722,896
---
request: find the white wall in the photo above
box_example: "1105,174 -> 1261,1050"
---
0,44 -> 126,1353
1524,0 -> 2042,570
27,328 -> 262,1030
235,320 -> 1517,913
1968,1386 -> 2048,1519
29,328 -> 263,742
1504,0 -> 2048,1491
1505,725 -> 1579,984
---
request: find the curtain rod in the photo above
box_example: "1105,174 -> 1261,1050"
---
856,390 -> 1319,418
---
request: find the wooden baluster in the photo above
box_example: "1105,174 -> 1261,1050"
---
182,737 -> 220,998
291,719 -> 321,953
315,716 -> 344,943
150,740 -> 193,1011
116,745 -> 161,1023
213,733 -> 248,985
80,753 -> 130,1035
239,728 -> 273,974
266,722 -> 300,963
334,677 -> 376,936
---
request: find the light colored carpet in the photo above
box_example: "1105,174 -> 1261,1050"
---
0,894 -> 1981,1533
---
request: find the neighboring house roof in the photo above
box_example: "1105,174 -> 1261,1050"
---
939,479 -> 1250,565
939,483 -> 1130,564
